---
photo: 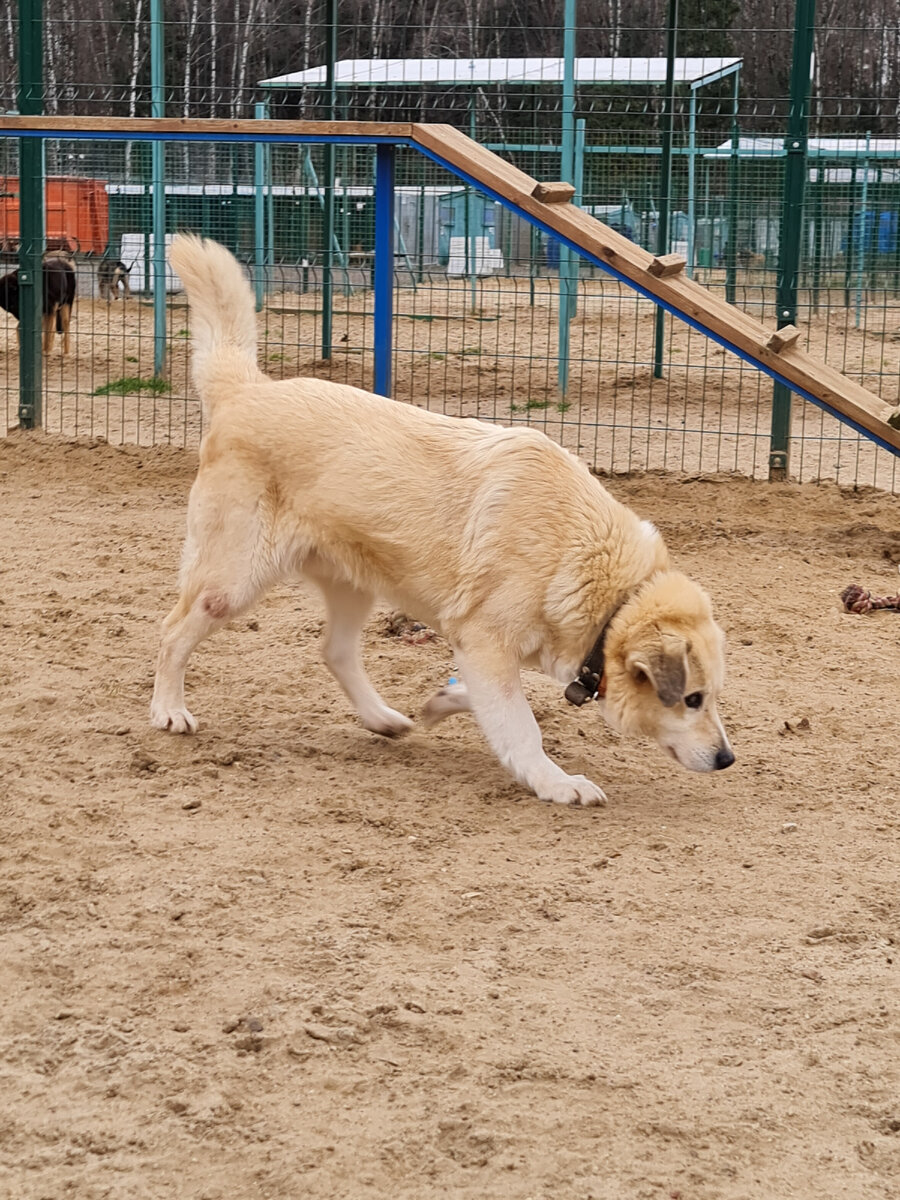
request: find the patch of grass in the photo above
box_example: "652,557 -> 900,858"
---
458,347 -> 482,357
510,397 -> 555,414
93,375 -> 170,397
268,352 -> 286,362
125,355 -> 138,363
175,328 -> 190,338
556,401 -> 571,414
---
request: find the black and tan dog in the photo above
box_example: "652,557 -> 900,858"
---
0,256 -> 77,353
97,258 -> 132,302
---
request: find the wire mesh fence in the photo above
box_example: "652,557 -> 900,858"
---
1,2 -> 899,491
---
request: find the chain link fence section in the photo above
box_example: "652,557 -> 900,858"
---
0,3 -> 898,491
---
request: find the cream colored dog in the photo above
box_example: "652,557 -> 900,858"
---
151,234 -> 734,806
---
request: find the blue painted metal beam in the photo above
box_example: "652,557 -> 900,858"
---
3,127 -> 409,147
412,144 -> 900,458
1,120 -> 894,458
373,143 -> 395,397
16,0 -> 43,430
253,100 -> 268,312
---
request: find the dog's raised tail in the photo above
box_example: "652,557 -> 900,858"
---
169,234 -> 261,403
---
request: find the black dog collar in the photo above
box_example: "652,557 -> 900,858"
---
564,602 -> 626,707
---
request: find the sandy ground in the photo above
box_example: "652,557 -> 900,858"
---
1,265 -> 898,492
1,428 -> 899,1199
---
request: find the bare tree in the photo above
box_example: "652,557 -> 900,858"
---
210,0 -> 218,115
126,0 -> 146,178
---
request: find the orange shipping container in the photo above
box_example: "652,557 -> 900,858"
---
0,175 -> 110,254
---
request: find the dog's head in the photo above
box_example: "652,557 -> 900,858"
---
603,572 -> 734,773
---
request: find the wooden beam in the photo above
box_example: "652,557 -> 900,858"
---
531,181 -> 575,204
766,325 -> 801,353
411,125 -> 900,454
0,115 -> 415,140
648,253 -> 686,279
0,115 -> 897,455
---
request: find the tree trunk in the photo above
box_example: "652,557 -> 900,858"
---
127,0 -> 145,179
182,0 -> 200,177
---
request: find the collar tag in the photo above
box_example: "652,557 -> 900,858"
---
565,679 -> 593,706
565,672 -> 604,706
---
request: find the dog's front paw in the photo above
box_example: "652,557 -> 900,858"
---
537,773 -> 608,808
361,707 -> 414,738
150,703 -> 198,734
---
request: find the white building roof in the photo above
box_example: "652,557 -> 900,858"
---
706,136 -> 900,159
259,57 -> 741,91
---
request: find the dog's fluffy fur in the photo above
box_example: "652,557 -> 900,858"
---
151,234 -> 734,805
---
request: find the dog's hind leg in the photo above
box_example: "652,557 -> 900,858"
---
59,303 -> 71,354
453,639 -> 607,807
315,576 -> 413,737
151,492 -> 271,733
150,586 -> 244,733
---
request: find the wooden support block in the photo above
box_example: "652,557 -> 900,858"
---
767,324 -> 801,352
531,181 -> 576,204
647,253 -> 686,278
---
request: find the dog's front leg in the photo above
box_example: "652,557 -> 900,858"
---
453,642 -> 607,807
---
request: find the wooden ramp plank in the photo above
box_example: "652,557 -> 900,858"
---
548,202 -> 769,343
412,123 -> 900,456
414,123 -> 539,203
1,115 -> 896,455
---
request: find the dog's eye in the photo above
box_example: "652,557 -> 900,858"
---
684,692 -> 704,710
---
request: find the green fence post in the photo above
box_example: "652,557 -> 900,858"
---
687,88 -> 696,277
467,98 -> 477,314
811,158 -> 823,315
725,75 -> 739,306
557,0 -> 576,394
321,0 -> 337,361
572,116 -> 585,318
150,0 -> 167,377
17,0 -> 44,430
416,183 -> 425,284
770,0 -> 816,482
653,0 -> 677,380
855,131 -> 870,329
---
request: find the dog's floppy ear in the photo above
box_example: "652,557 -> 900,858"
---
626,631 -> 689,708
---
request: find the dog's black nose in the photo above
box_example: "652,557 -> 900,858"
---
714,746 -> 735,770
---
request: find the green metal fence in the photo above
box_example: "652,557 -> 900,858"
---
1,2 -> 899,492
